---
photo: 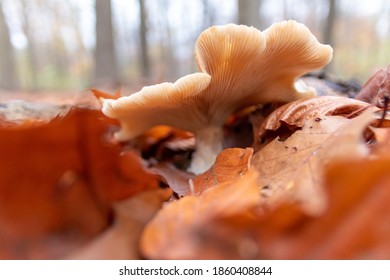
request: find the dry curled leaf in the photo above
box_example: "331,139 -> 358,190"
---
140,171 -> 260,259
257,96 -> 372,139
192,148 -> 253,195
355,65 -> 390,108
251,110 -> 375,215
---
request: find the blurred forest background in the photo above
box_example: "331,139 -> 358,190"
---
0,0 -> 390,92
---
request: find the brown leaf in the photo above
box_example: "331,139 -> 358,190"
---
150,146 -> 252,199
251,110 -> 375,215
0,108 -> 159,259
257,96 -> 372,140
179,157 -> 390,260
192,148 -> 253,195
252,158 -> 390,259
68,188 -> 171,260
140,170 -> 260,259
355,65 -> 390,108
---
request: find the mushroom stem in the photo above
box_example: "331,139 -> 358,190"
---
188,126 -> 224,174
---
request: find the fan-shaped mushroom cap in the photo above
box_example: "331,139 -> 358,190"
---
102,73 -> 211,140
102,20 -> 332,174
194,20 -> 333,124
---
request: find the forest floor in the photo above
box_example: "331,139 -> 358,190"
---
0,72 -> 390,260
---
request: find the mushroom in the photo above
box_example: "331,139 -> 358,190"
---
102,20 -> 333,174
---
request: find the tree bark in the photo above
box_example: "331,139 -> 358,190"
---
94,0 -> 118,86
0,2 -> 18,90
138,0 -> 150,79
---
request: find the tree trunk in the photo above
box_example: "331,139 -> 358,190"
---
158,0 -> 177,81
94,0 -> 118,86
323,0 -> 337,73
0,2 -> 18,90
237,0 -> 262,28
138,0 -> 150,80
323,0 -> 337,47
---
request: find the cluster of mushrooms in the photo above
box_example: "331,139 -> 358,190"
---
102,20 -> 333,174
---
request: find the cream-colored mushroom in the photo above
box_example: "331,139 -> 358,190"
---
102,73 -> 212,139
102,20 -> 333,174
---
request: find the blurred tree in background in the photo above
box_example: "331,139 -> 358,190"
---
95,0 -> 118,86
237,0 -> 263,29
0,0 -> 389,92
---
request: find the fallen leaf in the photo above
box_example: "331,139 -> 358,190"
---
150,148 -> 253,198
252,158 -> 390,259
179,156 -> 390,260
0,108 -> 159,259
140,170 -> 260,259
192,148 -> 253,195
257,96 -> 372,139
68,188 -> 171,260
355,65 -> 390,108
251,110 -> 375,215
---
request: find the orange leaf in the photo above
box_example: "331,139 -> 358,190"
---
192,148 -> 253,194
140,170 -> 260,259
0,108 -> 159,259
257,96 -> 372,140
172,158 -> 390,259
355,65 -> 390,108
252,110 -> 374,214
253,158 -> 390,259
